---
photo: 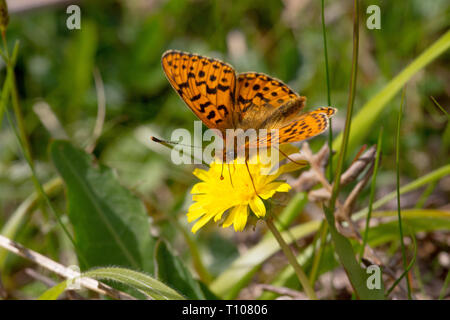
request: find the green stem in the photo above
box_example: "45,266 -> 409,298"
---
5,111 -> 80,260
265,219 -> 317,300
172,217 -> 213,284
396,87 -> 412,299
329,0 -> 359,213
385,234 -> 417,297
439,270 -> 450,300
359,127 -> 383,261
1,37 -> 82,263
309,220 -> 328,286
2,39 -> 33,164
321,0 -> 333,181
0,177 -> 63,268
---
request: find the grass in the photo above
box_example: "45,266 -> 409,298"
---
395,87 -> 412,299
359,127 -> 383,262
0,0 -> 449,300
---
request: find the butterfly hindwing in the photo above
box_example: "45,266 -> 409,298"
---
161,50 -> 236,131
253,107 -> 336,147
276,107 -> 336,144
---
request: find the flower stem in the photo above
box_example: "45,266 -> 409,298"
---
265,219 -> 317,300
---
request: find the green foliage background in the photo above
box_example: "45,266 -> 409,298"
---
0,0 -> 449,299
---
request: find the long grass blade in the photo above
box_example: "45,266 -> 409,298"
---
396,87 -> 412,299
5,110 -> 86,266
359,127 -> 383,261
333,30 -> 450,155
321,0 -> 333,180
329,0 -> 359,209
385,233 -> 417,297
439,270 -> 450,300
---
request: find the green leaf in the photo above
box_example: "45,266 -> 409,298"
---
38,280 -> 68,300
323,206 -> 385,300
83,267 -> 185,300
155,240 -> 206,300
367,210 -> 450,247
39,267 -> 186,300
353,165 -> 450,221
50,140 -> 155,272
333,30 -> 450,155
210,220 -> 321,299
259,209 -> 450,299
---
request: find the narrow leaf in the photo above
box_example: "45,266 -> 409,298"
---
155,240 -> 206,300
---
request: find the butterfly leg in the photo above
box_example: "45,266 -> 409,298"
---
220,162 -> 225,180
227,162 -> 234,188
244,156 -> 264,201
275,146 -> 306,166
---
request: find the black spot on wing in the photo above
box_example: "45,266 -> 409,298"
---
206,86 -> 217,94
199,101 -> 211,113
218,105 -> 228,115
207,111 -> 216,119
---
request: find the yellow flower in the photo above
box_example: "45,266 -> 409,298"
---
187,145 -> 307,233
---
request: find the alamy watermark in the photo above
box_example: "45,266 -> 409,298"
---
366,5 -> 381,30
66,5 -> 81,30
366,264 -> 382,290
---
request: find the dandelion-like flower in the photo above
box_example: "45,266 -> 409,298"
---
187,145 -> 307,233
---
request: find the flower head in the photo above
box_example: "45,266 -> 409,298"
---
187,145 -> 307,233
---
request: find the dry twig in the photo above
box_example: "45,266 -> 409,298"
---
0,234 -> 136,300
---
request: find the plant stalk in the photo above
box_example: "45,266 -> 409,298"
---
265,219 -> 317,300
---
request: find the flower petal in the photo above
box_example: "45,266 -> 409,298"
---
186,201 -> 206,221
249,196 -> 266,218
192,168 -> 210,182
273,182 -> 291,192
222,206 -> 238,228
191,211 -> 216,234
190,182 -> 209,194
259,182 -> 291,199
233,205 -> 249,231
213,206 -> 230,222
278,144 -> 300,160
278,160 -> 308,175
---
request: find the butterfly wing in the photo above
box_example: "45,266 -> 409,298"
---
235,72 -> 303,129
161,50 -> 237,131
253,107 -> 337,147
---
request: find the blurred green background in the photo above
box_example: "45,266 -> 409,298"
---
0,0 -> 449,299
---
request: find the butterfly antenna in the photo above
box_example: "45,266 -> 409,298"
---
151,136 -> 174,149
150,136 -> 207,165
150,136 -> 203,149
275,146 -> 308,166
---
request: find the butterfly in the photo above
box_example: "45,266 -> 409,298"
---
161,50 -> 336,160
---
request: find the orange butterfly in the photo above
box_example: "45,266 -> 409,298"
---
161,50 -> 336,159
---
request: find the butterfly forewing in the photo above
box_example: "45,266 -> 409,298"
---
161,50 -> 236,131
234,72 -> 303,130
236,73 -> 299,112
